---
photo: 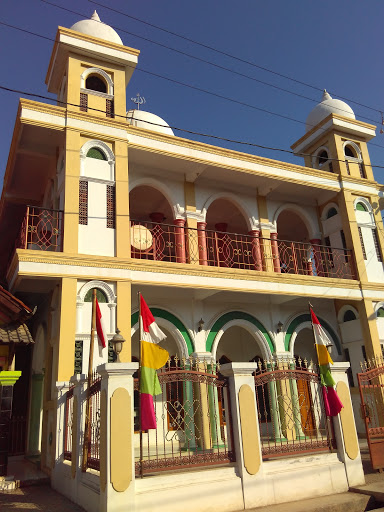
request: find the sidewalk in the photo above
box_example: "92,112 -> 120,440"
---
0,484 -> 85,511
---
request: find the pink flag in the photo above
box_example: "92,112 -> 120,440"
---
96,298 -> 107,348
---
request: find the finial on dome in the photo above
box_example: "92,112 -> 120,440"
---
322,90 -> 332,102
91,10 -> 100,22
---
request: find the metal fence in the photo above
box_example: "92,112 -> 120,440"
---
63,386 -> 74,462
84,372 -> 101,471
135,357 -> 235,476
130,220 -> 356,280
254,358 -> 334,459
16,206 -> 63,252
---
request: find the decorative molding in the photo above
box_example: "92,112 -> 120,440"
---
77,280 -> 116,303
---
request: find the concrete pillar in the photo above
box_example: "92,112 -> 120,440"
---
27,372 -> 44,454
249,230 -> 263,271
220,363 -> 268,509
197,222 -> 208,265
331,363 -> 365,487
98,362 -> 138,512
270,233 -> 281,273
173,219 -> 186,263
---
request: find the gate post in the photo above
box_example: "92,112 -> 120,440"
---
220,362 -> 270,509
98,362 -> 138,512
331,362 -> 365,487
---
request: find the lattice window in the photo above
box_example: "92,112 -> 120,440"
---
80,93 -> 88,112
358,227 -> 367,259
106,185 -> 116,229
372,228 -> 382,262
106,99 -> 114,119
359,162 -> 366,179
84,288 -> 108,303
345,160 -> 350,175
328,162 -> 333,173
74,340 -> 83,374
79,181 -> 88,225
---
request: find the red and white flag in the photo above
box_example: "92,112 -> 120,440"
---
96,298 -> 107,348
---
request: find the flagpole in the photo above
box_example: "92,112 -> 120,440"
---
82,288 -> 97,471
138,291 -> 143,479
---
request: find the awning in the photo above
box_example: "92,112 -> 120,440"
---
0,323 -> 34,345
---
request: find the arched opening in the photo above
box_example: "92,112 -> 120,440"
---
130,185 -> 180,262
85,74 -> 107,93
84,287 -> 108,303
215,325 -> 264,362
344,145 -> 356,158
355,202 -> 368,212
343,310 -> 357,322
205,198 -> 252,268
377,307 -> 384,318
318,150 -> 328,165
86,147 -> 107,160
326,207 -> 338,219
277,210 -> 312,275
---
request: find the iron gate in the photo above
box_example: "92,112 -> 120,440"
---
357,361 -> 384,471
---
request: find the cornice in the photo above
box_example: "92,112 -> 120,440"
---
13,249 -> 361,291
20,98 -> 66,117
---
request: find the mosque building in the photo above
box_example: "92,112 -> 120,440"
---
0,10 -> 383,511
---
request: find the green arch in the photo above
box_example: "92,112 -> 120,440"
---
206,311 -> 274,354
285,314 -> 341,355
131,308 -> 194,355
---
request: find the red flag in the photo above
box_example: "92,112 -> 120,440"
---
96,298 -> 107,348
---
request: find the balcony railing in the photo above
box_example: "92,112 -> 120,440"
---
16,206 -> 63,252
130,220 -> 356,280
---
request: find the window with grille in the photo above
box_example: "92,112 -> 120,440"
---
106,185 -> 116,228
79,180 -> 88,225
106,99 -> 115,119
372,228 -> 382,261
80,93 -> 88,112
87,148 -> 106,160
84,288 -> 108,303
74,340 -> 83,374
358,227 -> 367,259
328,162 -> 333,173
345,160 -> 350,175
359,162 -> 366,179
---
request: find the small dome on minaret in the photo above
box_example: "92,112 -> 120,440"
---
306,90 -> 355,132
70,11 -> 123,45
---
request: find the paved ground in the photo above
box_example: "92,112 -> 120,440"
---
0,484 -> 85,511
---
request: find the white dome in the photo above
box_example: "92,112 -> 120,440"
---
70,11 -> 123,45
306,90 -> 355,132
127,110 -> 174,136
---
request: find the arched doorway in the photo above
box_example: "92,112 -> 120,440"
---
130,186 -> 185,262
215,325 -> 264,362
293,328 -> 317,436
205,199 -> 252,269
277,210 -> 312,275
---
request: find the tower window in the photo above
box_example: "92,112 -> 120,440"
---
326,207 -> 338,219
356,202 -> 368,212
84,288 -> 108,303
318,150 -> 328,165
344,145 -> 356,158
85,75 -> 107,93
106,185 -> 116,229
358,227 -> 367,259
343,310 -> 356,322
377,307 -> 384,318
80,92 -> 88,112
86,148 -> 107,160
372,228 -> 382,262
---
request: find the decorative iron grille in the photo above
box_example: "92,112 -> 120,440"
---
85,372 -> 101,471
135,357 -> 235,476
254,358 -> 334,459
16,206 -> 63,252
130,220 -> 356,280
64,386 -> 74,461
79,181 -> 88,225
80,93 -> 88,112
106,185 -> 116,229
106,99 -> 114,118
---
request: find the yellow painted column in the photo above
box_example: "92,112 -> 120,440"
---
338,190 -> 368,282
115,140 -> 130,258
257,195 -> 274,272
116,280 -> 132,362
63,129 -> 80,254
56,277 -> 77,382
327,134 -> 345,176
360,143 -> 374,181
357,299 -> 383,360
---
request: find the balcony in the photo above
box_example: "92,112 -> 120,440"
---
130,220 -> 357,280
15,206 -> 63,252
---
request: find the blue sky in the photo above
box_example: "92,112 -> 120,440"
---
1,0 -> 384,186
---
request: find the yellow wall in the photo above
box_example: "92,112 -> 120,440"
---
63,130 -> 81,254
55,277 -> 78,381
115,140 -> 130,258
116,280 -> 132,362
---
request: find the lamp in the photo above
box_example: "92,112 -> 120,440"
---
198,318 -> 205,332
111,328 -> 125,362
276,321 -> 283,333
